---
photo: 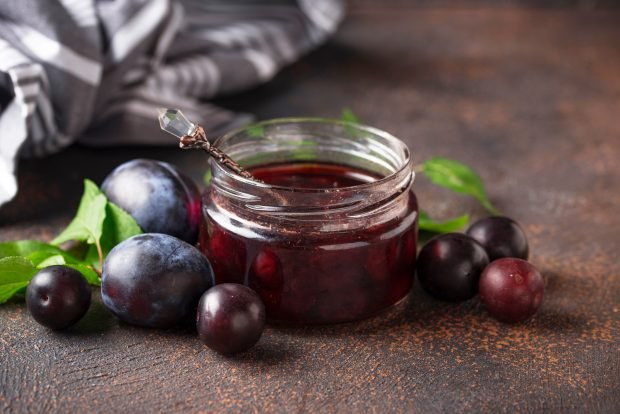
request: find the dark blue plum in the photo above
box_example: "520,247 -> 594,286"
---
26,265 -> 91,330
101,233 -> 214,328
101,159 -> 202,244
416,233 -> 489,301
466,216 -> 529,261
197,284 -> 266,355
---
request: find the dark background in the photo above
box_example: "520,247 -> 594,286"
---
1,2 -> 619,413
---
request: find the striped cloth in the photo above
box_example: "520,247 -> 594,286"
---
0,0 -> 344,205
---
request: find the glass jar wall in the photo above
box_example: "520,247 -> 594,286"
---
199,119 -> 418,324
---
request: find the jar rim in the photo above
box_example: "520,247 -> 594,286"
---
212,117 -> 412,193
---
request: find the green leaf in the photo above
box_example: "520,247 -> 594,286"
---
341,108 -> 360,124
0,240 -> 67,259
340,108 -> 364,137
85,200 -> 142,267
247,124 -> 265,138
0,282 -> 30,303
105,201 -> 142,244
32,254 -> 99,286
0,179 -> 134,300
36,254 -> 67,268
52,179 -> 107,245
65,264 -> 100,286
203,168 -> 212,185
418,211 -> 470,233
421,157 -> 500,214
0,256 -> 38,304
27,250 -> 62,266
291,148 -> 317,161
25,249 -> 80,267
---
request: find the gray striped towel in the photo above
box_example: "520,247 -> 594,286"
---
0,0 -> 345,206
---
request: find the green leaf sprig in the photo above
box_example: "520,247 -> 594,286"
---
417,157 -> 499,215
51,179 -> 107,269
339,109 -> 500,232
0,257 -> 38,304
417,212 -> 470,233
341,108 -> 361,124
0,180 -> 142,304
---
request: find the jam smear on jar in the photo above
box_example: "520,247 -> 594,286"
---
199,162 -> 417,324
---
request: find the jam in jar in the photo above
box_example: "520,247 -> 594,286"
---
199,119 -> 418,324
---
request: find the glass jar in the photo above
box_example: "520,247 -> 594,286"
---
199,118 -> 418,324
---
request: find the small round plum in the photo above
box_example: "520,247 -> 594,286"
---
416,233 -> 489,301
101,159 -> 202,244
196,284 -> 266,355
466,216 -> 529,261
26,265 -> 91,330
102,233 -> 214,328
479,258 -> 544,323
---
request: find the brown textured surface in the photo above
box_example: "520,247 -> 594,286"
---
1,5 -> 619,413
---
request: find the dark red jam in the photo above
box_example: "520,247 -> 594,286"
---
199,162 -> 417,324
250,163 -> 378,188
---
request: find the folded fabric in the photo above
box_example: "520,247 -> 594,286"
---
0,0 -> 345,206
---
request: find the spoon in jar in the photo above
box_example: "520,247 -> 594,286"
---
157,108 -> 258,181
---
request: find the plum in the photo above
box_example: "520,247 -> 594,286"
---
26,265 -> 91,330
196,284 -> 266,355
467,216 -> 529,261
479,258 -> 544,323
416,233 -> 489,301
102,159 -> 201,244
101,233 -> 214,328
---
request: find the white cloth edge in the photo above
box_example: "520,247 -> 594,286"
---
0,98 -> 27,205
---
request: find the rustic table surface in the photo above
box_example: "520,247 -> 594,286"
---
1,3 -> 619,413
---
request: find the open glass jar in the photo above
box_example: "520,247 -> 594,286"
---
199,119 -> 418,324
